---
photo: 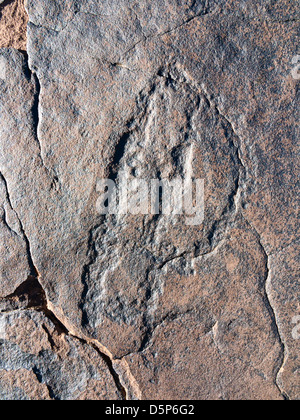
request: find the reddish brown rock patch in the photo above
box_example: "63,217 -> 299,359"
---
0,0 -> 28,51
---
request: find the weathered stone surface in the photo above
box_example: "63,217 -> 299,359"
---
0,0 -> 28,51
0,173 -> 31,296
0,309 -> 122,400
0,0 -> 298,400
268,242 -> 300,400
123,215 -> 285,400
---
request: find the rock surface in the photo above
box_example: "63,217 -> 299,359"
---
0,0 -> 28,51
0,0 -> 299,400
0,308 -> 122,400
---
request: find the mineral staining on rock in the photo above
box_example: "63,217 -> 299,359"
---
0,0 -> 299,400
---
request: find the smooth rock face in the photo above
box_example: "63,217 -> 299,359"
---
0,0 -> 299,400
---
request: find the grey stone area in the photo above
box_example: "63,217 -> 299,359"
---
0,309 -> 122,400
0,0 -> 299,400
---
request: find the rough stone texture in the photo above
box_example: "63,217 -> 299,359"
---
0,309 -> 122,400
124,216 -> 285,400
0,0 -> 28,51
268,242 -> 300,400
0,0 -> 299,400
0,173 -> 31,296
